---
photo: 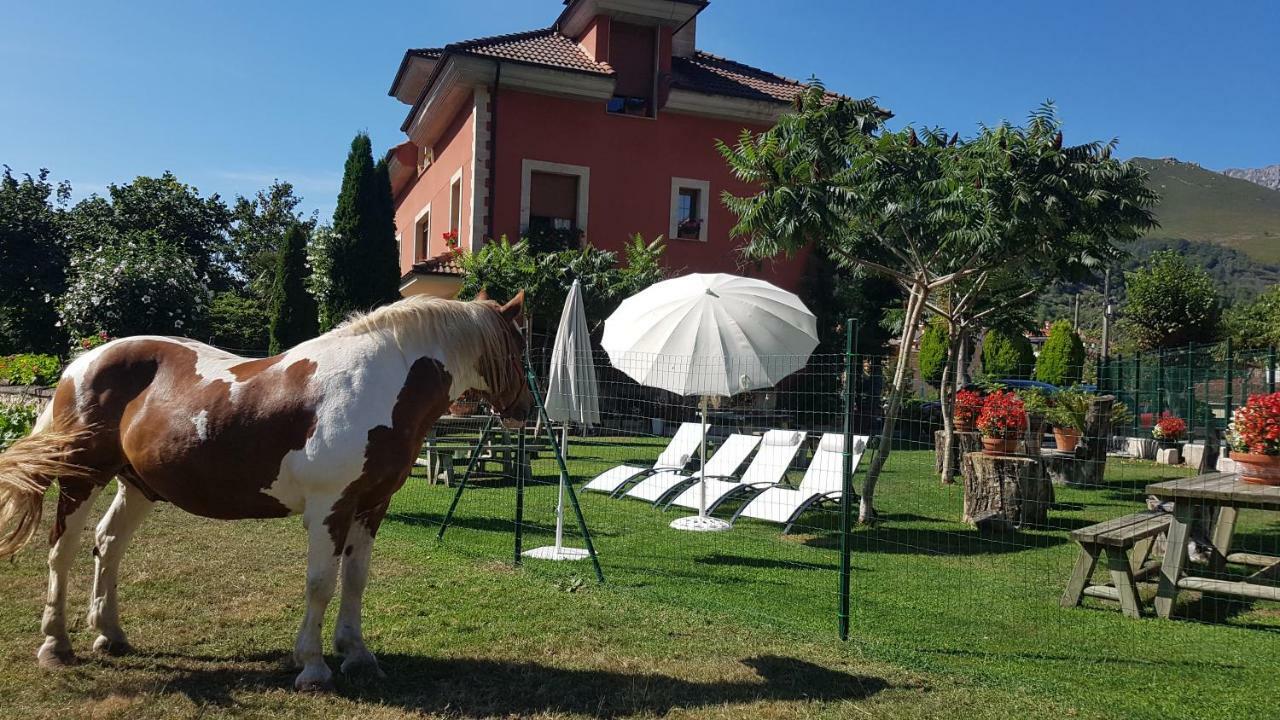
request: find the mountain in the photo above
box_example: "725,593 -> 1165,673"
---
1222,164 -> 1280,192
1131,157 -> 1280,263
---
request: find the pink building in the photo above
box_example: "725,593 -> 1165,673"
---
387,0 -> 842,298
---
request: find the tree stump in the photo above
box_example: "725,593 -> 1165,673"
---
950,432 -> 982,485
964,452 -> 1050,530
1043,450 -> 1088,486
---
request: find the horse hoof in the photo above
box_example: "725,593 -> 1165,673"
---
36,642 -> 76,669
341,651 -> 386,679
92,635 -> 134,656
294,667 -> 335,693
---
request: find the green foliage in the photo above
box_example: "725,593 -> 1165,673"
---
0,354 -> 62,386
982,329 -> 1035,379
0,168 -> 71,354
206,291 -> 270,354
325,135 -> 400,322
799,249 -> 901,355
917,318 -> 950,388
269,223 -> 319,354
1224,284 -> 1280,349
0,399 -> 40,449
230,180 -> 313,298
306,224 -> 337,330
1045,389 -> 1132,430
59,233 -> 209,340
65,172 -> 233,289
1035,320 -> 1085,386
1122,250 -> 1221,350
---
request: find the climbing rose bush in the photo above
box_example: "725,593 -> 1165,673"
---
59,234 -> 209,341
976,390 -> 1026,439
1227,393 -> 1280,455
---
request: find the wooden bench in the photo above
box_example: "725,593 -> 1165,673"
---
1061,510 -> 1171,618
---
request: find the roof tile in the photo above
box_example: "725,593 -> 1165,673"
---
671,51 -> 810,104
452,29 -> 611,76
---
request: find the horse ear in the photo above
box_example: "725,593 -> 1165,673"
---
500,289 -> 526,322
475,288 -> 491,302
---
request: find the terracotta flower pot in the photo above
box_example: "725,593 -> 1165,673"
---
955,415 -> 976,432
1231,452 -> 1280,486
981,436 -> 1020,456
1053,427 -> 1081,453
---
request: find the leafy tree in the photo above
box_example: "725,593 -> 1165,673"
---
1224,285 -> 1280,349
917,317 -> 949,388
720,92 -> 1157,520
1122,250 -> 1221,350
65,173 -> 233,289
206,291 -> 270,353
325,134 -> 400,322
231,180 -> 314,297
59,232 -> 209,339
307,224 -> 337,330
269,223 -> 319,353
982,328 -> 1035,379
1036,320 -> 1085,386
0,167 -> 70,354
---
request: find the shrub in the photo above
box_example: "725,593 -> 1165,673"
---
1046,389 -> 1133,431
59,232 -> 209,340
976,390 -> 1026,438
1152,414 -> 1186,442
1122,250 -> 1221,350
1035,320 -> 1085,387
207,292 -> 270,353
0,354 -> 62,386
917,318 -> 949,388
0,399 -> 40,449
982,328 -> 1035,379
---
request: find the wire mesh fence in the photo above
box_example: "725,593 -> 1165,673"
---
382,334 -> 1279,653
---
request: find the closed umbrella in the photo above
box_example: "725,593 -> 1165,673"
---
602,273 -> 818,531
525,279 -> 597,561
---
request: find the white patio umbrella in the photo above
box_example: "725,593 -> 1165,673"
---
524,279 -> 599,561
602,273 -> 819,531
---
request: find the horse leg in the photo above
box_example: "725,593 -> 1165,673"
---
87,480 -> 153,655
293,498 -> 344,692
37,481 -> 102,668
334,501 -> 388,678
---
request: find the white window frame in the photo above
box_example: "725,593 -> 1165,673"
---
520,159 -> 590,238
413,203 -> 432,261
670,177 -> 710,242
448,168 -> 464,235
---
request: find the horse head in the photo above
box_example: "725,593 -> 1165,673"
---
473,289 -> 534,423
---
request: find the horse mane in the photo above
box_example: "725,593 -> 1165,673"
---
332,296 -> 520,389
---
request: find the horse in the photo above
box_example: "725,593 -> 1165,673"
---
0,291 -> 532,691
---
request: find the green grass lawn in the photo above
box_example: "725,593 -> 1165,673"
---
0,439 -> 1275,719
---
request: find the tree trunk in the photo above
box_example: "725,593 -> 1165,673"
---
964,453 -> 1050,530
938,328 -> 963,484
860,282 -> 928,523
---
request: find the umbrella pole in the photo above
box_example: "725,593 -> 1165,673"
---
669,395 -> 731,532
699,396 -> 709,518
554,423 -> 569,552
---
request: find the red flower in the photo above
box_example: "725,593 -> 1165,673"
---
976,390 -> 1026,439
955,389 -> 984,427
1228,392 -> 1280,456
1152,413 -> 1186,441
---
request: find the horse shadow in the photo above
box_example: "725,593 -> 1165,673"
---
88,652 -> 892,717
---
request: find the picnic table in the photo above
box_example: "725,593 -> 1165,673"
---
419,414 -> 545,485
1147,472 -> 1280,618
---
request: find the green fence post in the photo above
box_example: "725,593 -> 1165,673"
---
838,318 -> 857,642
1185,344 -> 1195,440
1133,353 -> 1142,436
1224,339 -> 1234,431
1269,345 -> 1277,395
1157,349 -> 1166,417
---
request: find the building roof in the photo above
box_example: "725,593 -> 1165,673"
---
672,51 -> 814,104
449,28 -> 613,76
408,251 -> 465,278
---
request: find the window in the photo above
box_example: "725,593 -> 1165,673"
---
414,207 -> 430,261
670,178 -> 710,242
520,159 -> 590,250
449,175 -> 462,235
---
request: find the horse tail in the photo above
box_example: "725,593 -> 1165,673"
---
0,413 -> 95,559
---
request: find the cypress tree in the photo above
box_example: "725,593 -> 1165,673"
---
325,132 -> 401,324
269,223 -> 319,354
917,317 -> 949,388
1035,319 -> 1085,387
982,328 -> 1035,379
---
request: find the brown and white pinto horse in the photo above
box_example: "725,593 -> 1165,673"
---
0,292 -> 531,690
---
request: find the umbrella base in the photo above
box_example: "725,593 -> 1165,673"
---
522,545 -> 591,561
669,515 -> 731,532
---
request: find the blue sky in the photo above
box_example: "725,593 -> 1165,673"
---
2,0 -> 1276,220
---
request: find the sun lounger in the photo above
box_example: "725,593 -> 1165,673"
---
582,422 -> 703,495
664,429 -> 807,513
623,433 -> 762,504
730,433 -> 869,533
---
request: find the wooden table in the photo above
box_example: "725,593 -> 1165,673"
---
1147,472 -> 1280,618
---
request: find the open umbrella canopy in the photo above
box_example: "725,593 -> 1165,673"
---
544,278 -> 600,426
602,273 -> 819,398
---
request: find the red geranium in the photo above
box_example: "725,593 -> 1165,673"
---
1152,413 -> 1186,442
955,389 -> 984,427
1228,392 -> 1280,455
976,390 -> 1026,439
442,230 -> 459,250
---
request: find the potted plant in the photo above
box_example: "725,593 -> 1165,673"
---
954,389 -> 984,432
1226,392 -> 1280,485
977,390 -> 1026,455
1151,413 -> 1187,449
449,389 -> 483,417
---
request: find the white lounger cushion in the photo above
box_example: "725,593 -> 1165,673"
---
582,422 -> 702,493
668,429 -> 807,510
625,433 -> 760,502
735,434 -> 869,525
